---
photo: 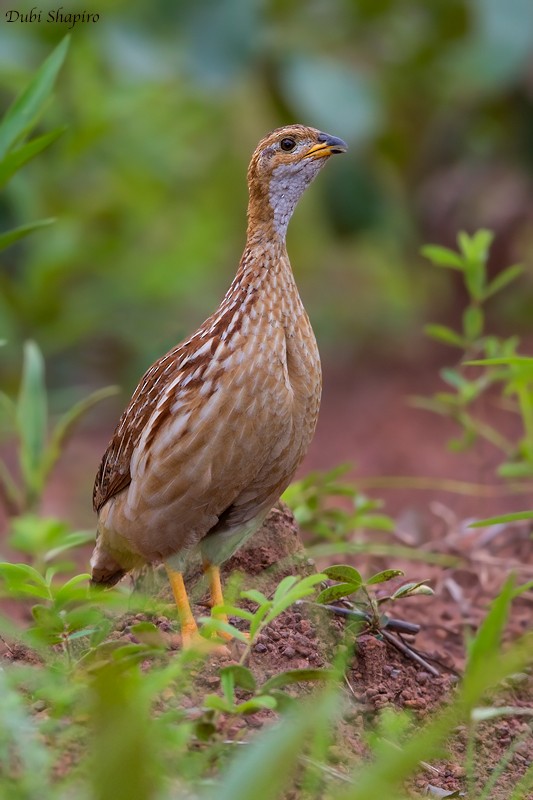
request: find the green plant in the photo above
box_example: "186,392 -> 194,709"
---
0,340 -> 116,513
203,664 -> 331,718
0,562 -> 110,660
315,564 -> 433,631
0,37 -> 69,254
200,572 -> 326,658
282,464 -> 394,543
415,230 -> 533,478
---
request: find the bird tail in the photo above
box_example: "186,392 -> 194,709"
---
90,537 -> 127,587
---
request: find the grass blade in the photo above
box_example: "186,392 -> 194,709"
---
0,36 -> 69,160
463,575 -> 515,703
16,341 -> 47,507
0,219 -> 55,254
0,128 -> 65,189
207,692 -> 337,800
470,510 -> 533,527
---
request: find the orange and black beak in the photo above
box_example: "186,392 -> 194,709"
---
306,132 -> 348,159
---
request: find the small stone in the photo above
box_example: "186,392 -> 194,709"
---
205,676 -> 220,686
416,671 -> 430,684
32,700 -> 46,712
390,669 -> 401,679
282,646 -> 296,658
254,643 -> 267,654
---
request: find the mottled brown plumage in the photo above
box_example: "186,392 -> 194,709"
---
91,124 -> 347,643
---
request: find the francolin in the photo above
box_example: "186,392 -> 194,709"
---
91,124 -> 347,645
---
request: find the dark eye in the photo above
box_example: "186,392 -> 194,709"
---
280,137 -> 296,152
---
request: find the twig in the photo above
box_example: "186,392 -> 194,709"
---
318,602 -> 421,635
380,629 -> 440,677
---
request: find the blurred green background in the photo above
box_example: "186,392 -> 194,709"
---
1,0 -> 533,400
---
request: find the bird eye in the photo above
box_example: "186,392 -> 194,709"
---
280,137 -> 296,152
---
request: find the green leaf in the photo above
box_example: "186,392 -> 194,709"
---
458,229 -> 493,263
272,575 -> 299,604
42,385 -> 119,482
424,324 -> 466,348
241,588 -> 269,606
8,514 -> 67,556
66,627 -> 99,642
316,582 -> 360,604
248,601 -> 273,641
0,36 -> 70,160
440,367 -> 469,390
390,581 -> 434,599
469,510 -> 533,527
261,669 -> 333,693
45,530 -> 95,562
356,513 -> 394,532
498,461 -> 533,479
204,694 -> 231,712
209,693 -> 336,800
16,341 -> 48,503
463,306 -> 484,341
130,622 -> 166,648
212,603 -> 255,622
198,616 -> 248,643
0,456 -> 23,512
0,218 -> 56,253
220,665 -> 256,692
0,561 -> 49,586
420,244 -> 464,269
484,264 -> 524,299
367,569 -> 404,585
323,565 -> 362,585
266,574 -> 325,622
0,128 -> 65,189
463,574 -> 515,702
235,696 -> 277,714
0,669 -> 50,792
466,356 -> 533,366
54,573 -> 91,608
0,562 -> 51,599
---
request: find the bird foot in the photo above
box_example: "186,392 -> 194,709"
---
180,627 -> 231,657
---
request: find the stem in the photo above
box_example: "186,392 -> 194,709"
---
465,720 -> 477,799
355,475 -> 533,496
517,384 -> 533,455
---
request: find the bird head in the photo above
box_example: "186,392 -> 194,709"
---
247,124 -> 347,240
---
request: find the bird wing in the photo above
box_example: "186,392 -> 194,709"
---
93,341 -> 197,513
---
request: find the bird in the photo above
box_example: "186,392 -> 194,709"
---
90,124 -> 347,645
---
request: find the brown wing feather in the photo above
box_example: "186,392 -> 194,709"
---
93,340 -> 200,513
93,265 -> 255,515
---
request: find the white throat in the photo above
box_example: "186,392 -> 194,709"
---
268,160 -> 323,238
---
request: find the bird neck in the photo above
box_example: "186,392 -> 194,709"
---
245,169 -> 304,246
245,208 -> 288,251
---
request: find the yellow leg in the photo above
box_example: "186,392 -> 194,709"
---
203,561 -> 249,642
204,561 -> 233,641
204,562 -> 227,618
164,564 -> 198,647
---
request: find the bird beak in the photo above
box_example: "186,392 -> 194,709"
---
305,132 -> 348,159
